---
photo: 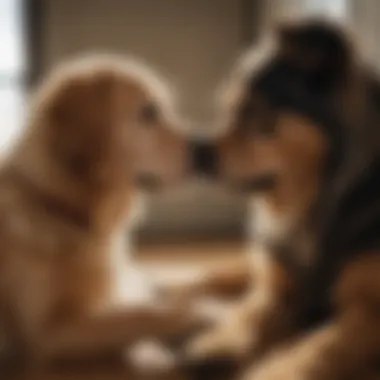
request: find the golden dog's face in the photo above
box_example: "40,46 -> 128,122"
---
36,56 -> 188,192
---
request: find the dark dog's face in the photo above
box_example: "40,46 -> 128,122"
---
192,19 -> 352,241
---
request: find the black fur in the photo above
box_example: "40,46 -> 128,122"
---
248,20 -> 380,328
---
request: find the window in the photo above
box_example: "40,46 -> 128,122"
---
0,0 -> 25,153
305,0 -> 347,18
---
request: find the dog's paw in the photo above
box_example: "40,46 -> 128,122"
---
186,325 -> 251,359
128,340 -> 177,374
179,324 -> 252,380
162,297 -> 226,350
243,351 -> 309,380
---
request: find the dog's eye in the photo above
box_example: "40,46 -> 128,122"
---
140,103 -> 159,124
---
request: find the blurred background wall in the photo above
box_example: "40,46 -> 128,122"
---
36,0 -> 261,243
1,0 -> 375,245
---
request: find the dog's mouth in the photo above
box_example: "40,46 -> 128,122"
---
135,174 -> 163,192
229,172 -> 278,194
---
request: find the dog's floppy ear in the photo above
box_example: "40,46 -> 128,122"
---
47,74 -> 118,181
276,19 -> 352,86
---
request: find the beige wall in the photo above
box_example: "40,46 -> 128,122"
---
40,0 -> 254,240
350,0 -> 380,66
41,0 -> 245,120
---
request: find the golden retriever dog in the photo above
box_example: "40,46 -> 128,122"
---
0,55 -> 206,368
182,19 -> 380,380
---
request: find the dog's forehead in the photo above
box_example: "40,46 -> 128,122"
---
119,61 -> 177,116
37,55 -> 176,115
218,48 -> 344,152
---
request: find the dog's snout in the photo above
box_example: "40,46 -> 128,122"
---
189,140 -> 218,176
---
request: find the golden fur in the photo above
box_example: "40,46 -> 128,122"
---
0,55 -> 204,367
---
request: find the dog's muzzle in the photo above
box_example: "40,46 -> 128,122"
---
135,173 -> 162,191
189,140 -> 219,177
236,172 -> 278,193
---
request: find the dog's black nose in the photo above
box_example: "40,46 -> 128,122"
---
189,140 -> 218,177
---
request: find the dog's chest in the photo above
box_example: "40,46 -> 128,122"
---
248,196 -> 292,245
249,196 -> 316,268
106,228 -> 158,308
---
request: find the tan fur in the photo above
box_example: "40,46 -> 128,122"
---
184,114 -> 328,366
166,259 -> 251,304
183,19 -> 380,380
0,55 -> 202,366
243,255 -> 380,380
186,246 -> 295,362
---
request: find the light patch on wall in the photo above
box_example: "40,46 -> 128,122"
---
305,0 -> 347,19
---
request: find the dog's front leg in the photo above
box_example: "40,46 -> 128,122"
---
38,303 -> 206,363
245,254 -> 380,380
182,249 -> 296,372
161,259 -> 252,304
244,310 -> 379,380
